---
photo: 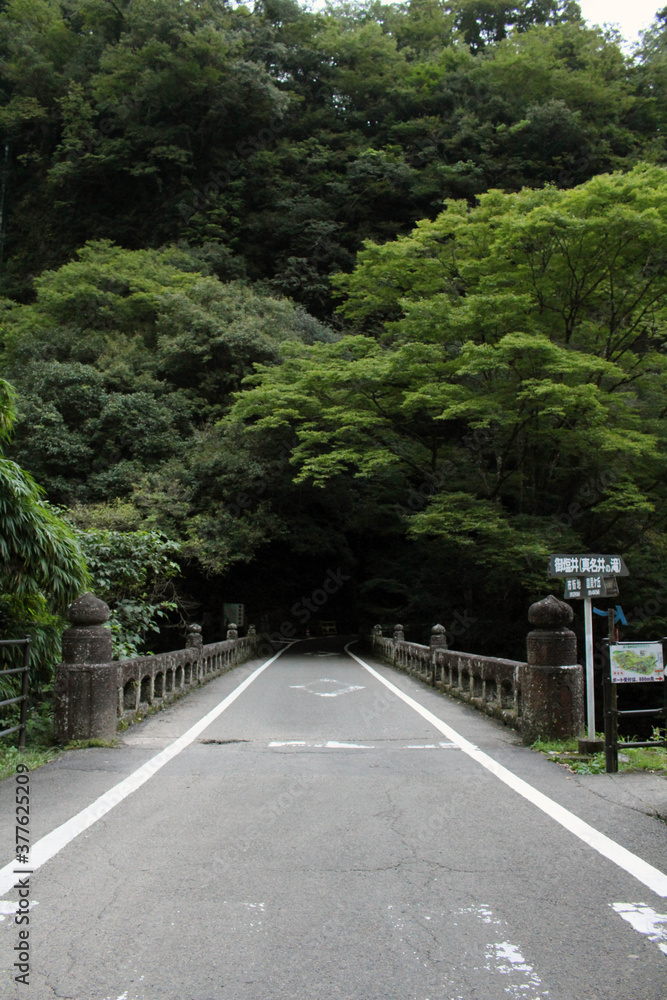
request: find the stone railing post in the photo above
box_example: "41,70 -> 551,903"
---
520,595 -> 584,743
429,624 -> 448,686
247,625 -> 257,652
185,623 -> 203,650
392,624 -> 404,666
430,624 -> 447,650
54,593 -> 117,743
226,622 -> 239,640
185,623 -> 203,681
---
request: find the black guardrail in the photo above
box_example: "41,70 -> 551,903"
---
0,638 -> 30,750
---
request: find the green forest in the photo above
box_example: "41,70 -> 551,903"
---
3,0 -> 667,722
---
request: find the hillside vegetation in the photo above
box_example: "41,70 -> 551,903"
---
3,0 -> 667,679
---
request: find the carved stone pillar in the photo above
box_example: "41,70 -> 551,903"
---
520,595 -> 584,743
185,623 -> 203,650
429,623 -> 448,687
430,624 -> 448,650
54,594 -> 117,743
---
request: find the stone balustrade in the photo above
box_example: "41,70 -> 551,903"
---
116,635 -> 256,724
54,595 -> 258,743
369,595 -> 585,742
373,635 -> 523,727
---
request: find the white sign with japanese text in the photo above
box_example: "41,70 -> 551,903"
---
549,554 -> 629,577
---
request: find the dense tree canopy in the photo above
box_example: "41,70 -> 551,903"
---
4,0 -> 667,659
0,0 -> 661,315
227,166 -> 667,636
0,240 -> 335,502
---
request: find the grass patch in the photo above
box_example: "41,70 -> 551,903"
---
532,737 -> 580,754
532,735 -> 667,774
63,738 -> 120,750
0,744 -> 61,782
618,744 -> 667,773
0,736 -> 120,782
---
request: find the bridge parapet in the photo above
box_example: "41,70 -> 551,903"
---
370,595 -> 584,742
372,630 -> 522,728
115,636 -> 255,726
54,593 -> 257,743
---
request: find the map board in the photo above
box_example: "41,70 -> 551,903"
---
609,642 -> 664,684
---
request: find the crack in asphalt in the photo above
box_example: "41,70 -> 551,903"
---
572,772 -> 667,822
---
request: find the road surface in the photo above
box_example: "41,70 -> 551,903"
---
1,637 -> 666,999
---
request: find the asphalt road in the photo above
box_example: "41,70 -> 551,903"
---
1,637 -> 667,1000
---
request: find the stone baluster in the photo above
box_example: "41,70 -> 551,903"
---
185,623 -> 203,650
430,624 -> 447,650
247,624 -> 257,653
185,623 -> 203,680
429,624 -> 448,686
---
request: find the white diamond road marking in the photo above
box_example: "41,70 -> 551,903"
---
290,678 -> 365,697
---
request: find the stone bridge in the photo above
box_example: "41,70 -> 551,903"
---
53,592 -> 584,746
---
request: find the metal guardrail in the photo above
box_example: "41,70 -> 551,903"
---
0,638 -> 30,750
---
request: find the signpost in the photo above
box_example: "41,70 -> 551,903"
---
549,554 -> 629,744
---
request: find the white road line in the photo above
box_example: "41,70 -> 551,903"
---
0,644 -> 295,899
346,644 -> 667,899
612,902 -> 667,955
267,740 -> 458,750
325,741 -> 374,749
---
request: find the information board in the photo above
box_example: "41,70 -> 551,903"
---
609,642 -> 664,684
223,603 -> 245,627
